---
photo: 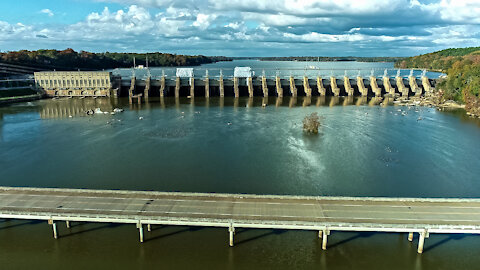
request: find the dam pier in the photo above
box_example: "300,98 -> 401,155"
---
1,187 -> 479,254
34,68 -> 436,101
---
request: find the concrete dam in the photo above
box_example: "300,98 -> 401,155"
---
34,67 -> 436,101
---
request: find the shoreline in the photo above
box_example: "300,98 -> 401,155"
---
0,94 -> 43,105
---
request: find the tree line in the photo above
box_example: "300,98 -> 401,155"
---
0,49 -> 231,71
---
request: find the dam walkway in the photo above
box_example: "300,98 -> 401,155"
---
1,187 -> 479,253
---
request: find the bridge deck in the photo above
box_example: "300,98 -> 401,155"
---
1,187 -> 479,252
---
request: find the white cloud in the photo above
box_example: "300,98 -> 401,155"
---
40,9 -> 54,17
192,13 -> 216,30
1,1 -> 480,56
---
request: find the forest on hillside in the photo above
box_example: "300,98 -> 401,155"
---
0,49 -> 231,70
395,47 -> 480,72
395,47 -> 480,115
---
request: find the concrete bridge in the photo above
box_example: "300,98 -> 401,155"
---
1,186 -> 479,254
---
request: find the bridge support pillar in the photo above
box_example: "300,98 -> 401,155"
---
262,76 -> 268,97
275,76 -> 283,97
175,77 -> 181,98
304,76 -> 312,96
234,77 -> 239,98
138,224 -> 144,243
160,76 -> 166,97
147,224 -> 151,232
205,76 -> 210,98
229,225 -> 235,247
219,76 -> 225,97
190,77 -> 195,97
289,76 -> 297,96
66,221 -> 70,229
322,230 -> 330,250
417,231 -> 428,253
317,77 -> 326,96
48,220 -> 58,239
408,232 -> 413,242
247,77 -> 254,98
318,230 -> 323,239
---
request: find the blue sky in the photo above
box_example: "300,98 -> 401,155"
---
1,0 -> 479,56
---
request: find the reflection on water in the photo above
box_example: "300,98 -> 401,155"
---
32,96 -> 410,119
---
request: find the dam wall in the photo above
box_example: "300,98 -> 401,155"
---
34,69 -> 437,99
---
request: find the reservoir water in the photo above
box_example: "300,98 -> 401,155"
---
0,61 -> 478,270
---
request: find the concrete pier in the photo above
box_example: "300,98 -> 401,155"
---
175,77 -> 181,98
138,224 -> 144,243
417,231 -> 429,254
303,76 -> 312,96
322,230 -> 329,250
49,220 -> 58,239
383,77 -> 395,96
219,75 -> 225,97
233,77 -> 239,98
128,76 -> 136,99
247,77 -> 254,98
357,77 -> 368,96
330,77 -> 340,97
275,76 -> 283,97
422,76 -> 434,93
344,76 -> 354,96
408,232 -> 414,242
317,77 -> 326,96
229,225 -> 235,247
160,75 -> 166,97
289,76 -> 297,97
409,76 -> 422,97
190,77 -> 195,97
370,76 -> 382,97
205,75 -> 210,98
144,76 -> 151,100
396,76 -> 409,97
262,76 -> 268,97
128,76 -> 139,104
